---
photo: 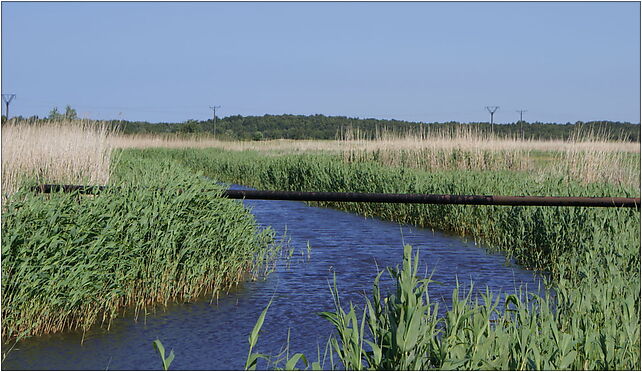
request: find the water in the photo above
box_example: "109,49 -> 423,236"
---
3,185 -> 545,370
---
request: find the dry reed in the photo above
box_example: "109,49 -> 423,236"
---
3,119 -> 636,196
1,120 -> 117,202
112,126 -> 640,188
112,130 -> 639,154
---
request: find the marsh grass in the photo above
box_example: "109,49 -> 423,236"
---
1,156 -> 280,344
339,126 -> 640,188
146,148 -> 638,273
2,120 -> 638,368
247,245 -> 640,370
112,125 -> 639,188
3,119 -> 635,196
128,148 -> 638,369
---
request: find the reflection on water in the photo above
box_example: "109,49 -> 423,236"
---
3,185 -> 545,370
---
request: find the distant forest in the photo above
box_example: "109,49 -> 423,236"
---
5,113 -> 640,142
114,115 -> 640,142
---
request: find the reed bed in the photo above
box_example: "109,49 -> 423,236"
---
112,126 -> 639,188
339,126 -> 640,187
113,126 -> 639,154
2,119 -> 638,368
552,144 -> 640,187
1,156 -> 279,343
126,148 -> 639,369
3,119 -> 635,196
1,120 -> 117,202
143,148 -> 639,275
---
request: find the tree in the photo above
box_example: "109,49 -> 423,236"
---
48,107 -> 62,120
64,105 -> 78,120
48,105 -> 77,120
180,120 -> 199,133
252,131 -> 264,141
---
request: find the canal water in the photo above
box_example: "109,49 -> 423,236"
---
3,185 -> 545,370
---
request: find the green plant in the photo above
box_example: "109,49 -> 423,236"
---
1,156 -> 280,342
245,244 -> 640,370
153,339 -> 175,371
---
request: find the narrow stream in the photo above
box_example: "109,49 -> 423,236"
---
3,185 -> 545,370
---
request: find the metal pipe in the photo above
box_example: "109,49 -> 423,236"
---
223,189 -> 640,208
34,184 -> 640,209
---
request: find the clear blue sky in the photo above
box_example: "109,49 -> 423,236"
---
2,1 -> 640,124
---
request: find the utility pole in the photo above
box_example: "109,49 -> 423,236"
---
209,105 -> 221,124
516,109 -> 527,138
485,106 -> 499,134
209,105 -> 221,134
2,94 -> 16,120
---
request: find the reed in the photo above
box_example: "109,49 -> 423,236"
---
124,148 -> 638,369
248,244 -> 640,370
3,119 -> 637,368
338,126 -> 639,187
112,126 -> 639,188
1,155 -> 279,343
112,125 -> 639,154
1,119 -> 117,202
141,148 -> 638,273
4,118 -> 633,193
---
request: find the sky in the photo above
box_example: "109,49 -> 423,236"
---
1,1 -> 640,124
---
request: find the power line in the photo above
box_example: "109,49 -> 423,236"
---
2,94 -> 16,119
485,106 -> 499,133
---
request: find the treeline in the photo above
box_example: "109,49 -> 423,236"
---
115,115 -> 640,142
4,113 -> 640,141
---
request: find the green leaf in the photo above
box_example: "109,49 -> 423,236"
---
165,351 -> 175,370
152,339 -> 174,371
245,353 -> 268,371
285,353 -> 307,370
559,350 -> 577,370
365,340 -> 382,366
245,301 -> 272,370
249,300 -> 271,347
404,311 -> 421,352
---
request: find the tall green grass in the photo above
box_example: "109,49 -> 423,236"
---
121,148 -> 639,369
129,148 -> 639,275
1,155 -> 279,342
248,245 -> 640,370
